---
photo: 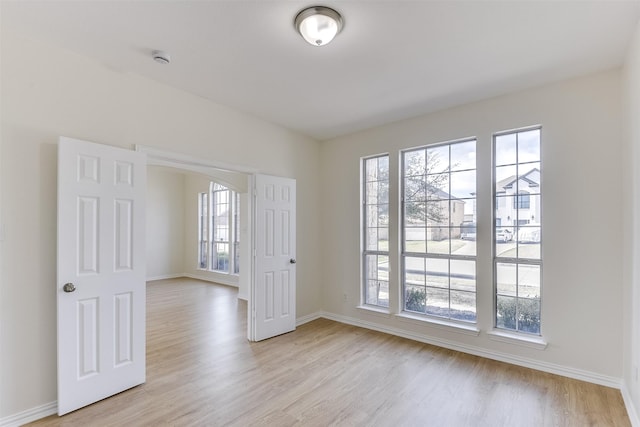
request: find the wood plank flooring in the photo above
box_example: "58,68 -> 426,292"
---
28,278 -> 630,426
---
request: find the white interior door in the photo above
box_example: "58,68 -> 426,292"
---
250,174 -> 296,341
57,137 -> 146,415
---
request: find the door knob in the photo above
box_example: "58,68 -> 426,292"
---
63,283 -> 76,293
290,259 -> 296,264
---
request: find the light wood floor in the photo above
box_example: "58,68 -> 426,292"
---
29,278 -> 629,426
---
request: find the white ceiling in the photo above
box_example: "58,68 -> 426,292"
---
2,1 -> 639,140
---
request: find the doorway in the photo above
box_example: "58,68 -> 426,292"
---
146,165 -> 250,300
57,139 -> 297,414
140,145 -> 298,343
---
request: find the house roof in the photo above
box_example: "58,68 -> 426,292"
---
496,168 -> 540,193
426,185 -> 465,203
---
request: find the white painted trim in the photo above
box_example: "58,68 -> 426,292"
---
146,273 -> 183,282
0,401 -> 57,427
296,311 -> 322,326
190,269 -> 240,286
622,383 -> 640,427
319,311 -> 621,389
487,329 -> 548,350
147,274 -> 240,289
183,273 -> 239,288
136,145 -> 259,175
356,305 -> 391,317
395,312 -> 480,337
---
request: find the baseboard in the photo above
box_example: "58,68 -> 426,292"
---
0,401 -> 57,427
319,311 -> 622,389
183,273 -> 239,288
296,311 -> 322,326
622,383 -> 640,427
146,273 -> 183,282
147,273 -> 240,289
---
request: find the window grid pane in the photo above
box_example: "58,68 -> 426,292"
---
494,127 -> 542,335
363,155 -> 390,308
198,192 -> 209,269
233,192 -> 240,274
402,139 -> 477,323
211,185 -> 230,272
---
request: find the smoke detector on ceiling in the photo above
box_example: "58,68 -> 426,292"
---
151,50 -> 171,64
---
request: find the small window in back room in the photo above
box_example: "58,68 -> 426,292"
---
197,182 -> 240,275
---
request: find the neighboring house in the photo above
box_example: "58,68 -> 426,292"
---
405,185 -> 466,241
431,187 -> 466,240
495,168 -> 541,230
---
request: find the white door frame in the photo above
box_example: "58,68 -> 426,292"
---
135,145 -> 261,340
136,145 -> 259,177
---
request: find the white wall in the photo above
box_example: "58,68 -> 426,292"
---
320,69 -> 624,381
0,30 -> 322,419
146,167 -> 185,280
623,19 -> 640,424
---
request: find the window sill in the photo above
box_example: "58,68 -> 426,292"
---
487,329 -> 547,350
356,305 -> 391,317
395,312 -> 480,336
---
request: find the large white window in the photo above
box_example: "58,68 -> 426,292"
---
362,155 -> 390,308
359,129 -> 540,335
198,182 -> 240,275
494,127 -> 541,334
401,139 -> 477,322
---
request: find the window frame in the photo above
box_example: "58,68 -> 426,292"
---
493,125 -> 542,336
361,154 -> 390,309
233,192 -> 240,275
400,137 -> 478,323
198,191 -> 209,269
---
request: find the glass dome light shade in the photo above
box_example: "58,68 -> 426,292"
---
295,6 -> 343,46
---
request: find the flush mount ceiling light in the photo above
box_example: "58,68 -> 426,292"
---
294,6 -> 344,46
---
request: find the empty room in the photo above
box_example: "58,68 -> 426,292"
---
2,1 -> 640,426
